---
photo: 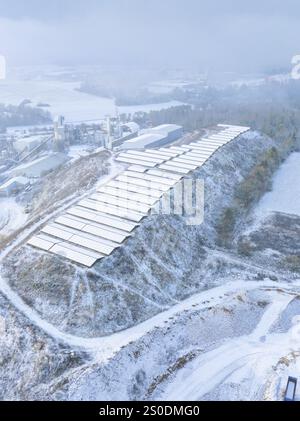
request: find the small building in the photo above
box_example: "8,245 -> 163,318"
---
11,153 -> 67,178
0,176 -> 30,197
122,122 -> 140,135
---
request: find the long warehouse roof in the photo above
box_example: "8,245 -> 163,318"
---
27,124 -> 250,266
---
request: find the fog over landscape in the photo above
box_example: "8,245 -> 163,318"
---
0,0 -> 299,72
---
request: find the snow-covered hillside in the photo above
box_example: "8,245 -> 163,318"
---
2,130 -> 287,337
0,128 -> 299,401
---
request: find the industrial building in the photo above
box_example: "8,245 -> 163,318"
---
120,133 -> 167,150
13,135 -> 45,155
143,124 -> 183,142
11,153 -> 67,178
121,124 -> 183,150
0,176 -> 29,197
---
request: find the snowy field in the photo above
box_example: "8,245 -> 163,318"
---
161,291 -> 298,401
0,79 -> 185,122
61,281 -> 300,401
255,152 -> 300,219
0,198 -> 27,237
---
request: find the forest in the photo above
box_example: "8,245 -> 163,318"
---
0,103 -> 52,132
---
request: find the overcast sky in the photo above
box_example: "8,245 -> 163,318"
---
0,0 -> 299,73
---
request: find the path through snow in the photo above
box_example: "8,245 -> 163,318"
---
161,291 -> 299,400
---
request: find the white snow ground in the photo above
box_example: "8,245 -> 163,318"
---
0,198 -> 27,237
0,79 -> 184,122
160,291 -> 299,401
67,145 -> 94,162
255,152 -> 300,219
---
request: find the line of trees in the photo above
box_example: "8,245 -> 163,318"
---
0,103 -> 52,132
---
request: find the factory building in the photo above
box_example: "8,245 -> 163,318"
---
13,135 -> 45,155
142,124 -> 183,143
0,176 -> 29,197
11,153 -> 67,178
121,123 -> 183,150
120,133 -> 167,150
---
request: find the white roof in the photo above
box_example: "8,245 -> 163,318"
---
0,176 -> 29,190
122,133 -> 166,149
122,122 -> 140,133
67,207 -> 137,232
12,153 -> 66,177
148,124 -> 182,134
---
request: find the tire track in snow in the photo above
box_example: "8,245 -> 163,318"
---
161,291 -> 295,400
1,271 -> 297,361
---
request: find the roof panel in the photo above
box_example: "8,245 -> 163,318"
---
208,135 -> 233,140
98,186 -> 157,205
117,175 -> 170,192
125,150 -> 170,161
178,145 -> 193,151
205,137 -> 228,143
27,236 -> 54,251
221,128 -> 243,132
57,213 -> 129,235
78,199 -> 145,222
190,143 -> 219,151
118,153 -> 163,164
69,234 -> 117,255
201,141 -> 226,147
127,165 -> 147,173
168,160 -> 198,170
43,222 -> 120,255
145,150 -> 179,159
174,156 -> 205,166
56,215 -> 86,230
41,225 -> 73,241
90,192 -> 151,214
185,150 -> 212,158
82,224 -> 128,244
55,215 -> 128,243
124,170 -> 176,186
107,180 -> 163,198
195,141 -> 221,148
146,169 -> 182,181
67,206 -> 138,232
169,146 -> 187,151
185,148 -> 213,157
42,222 -> 119,250
55,241 -> 102,258
159,164 -> 191,174
158,148 -> 179,156
116,157 -> 157,167
50,244 -> 99,267
38,233 -> 61,244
